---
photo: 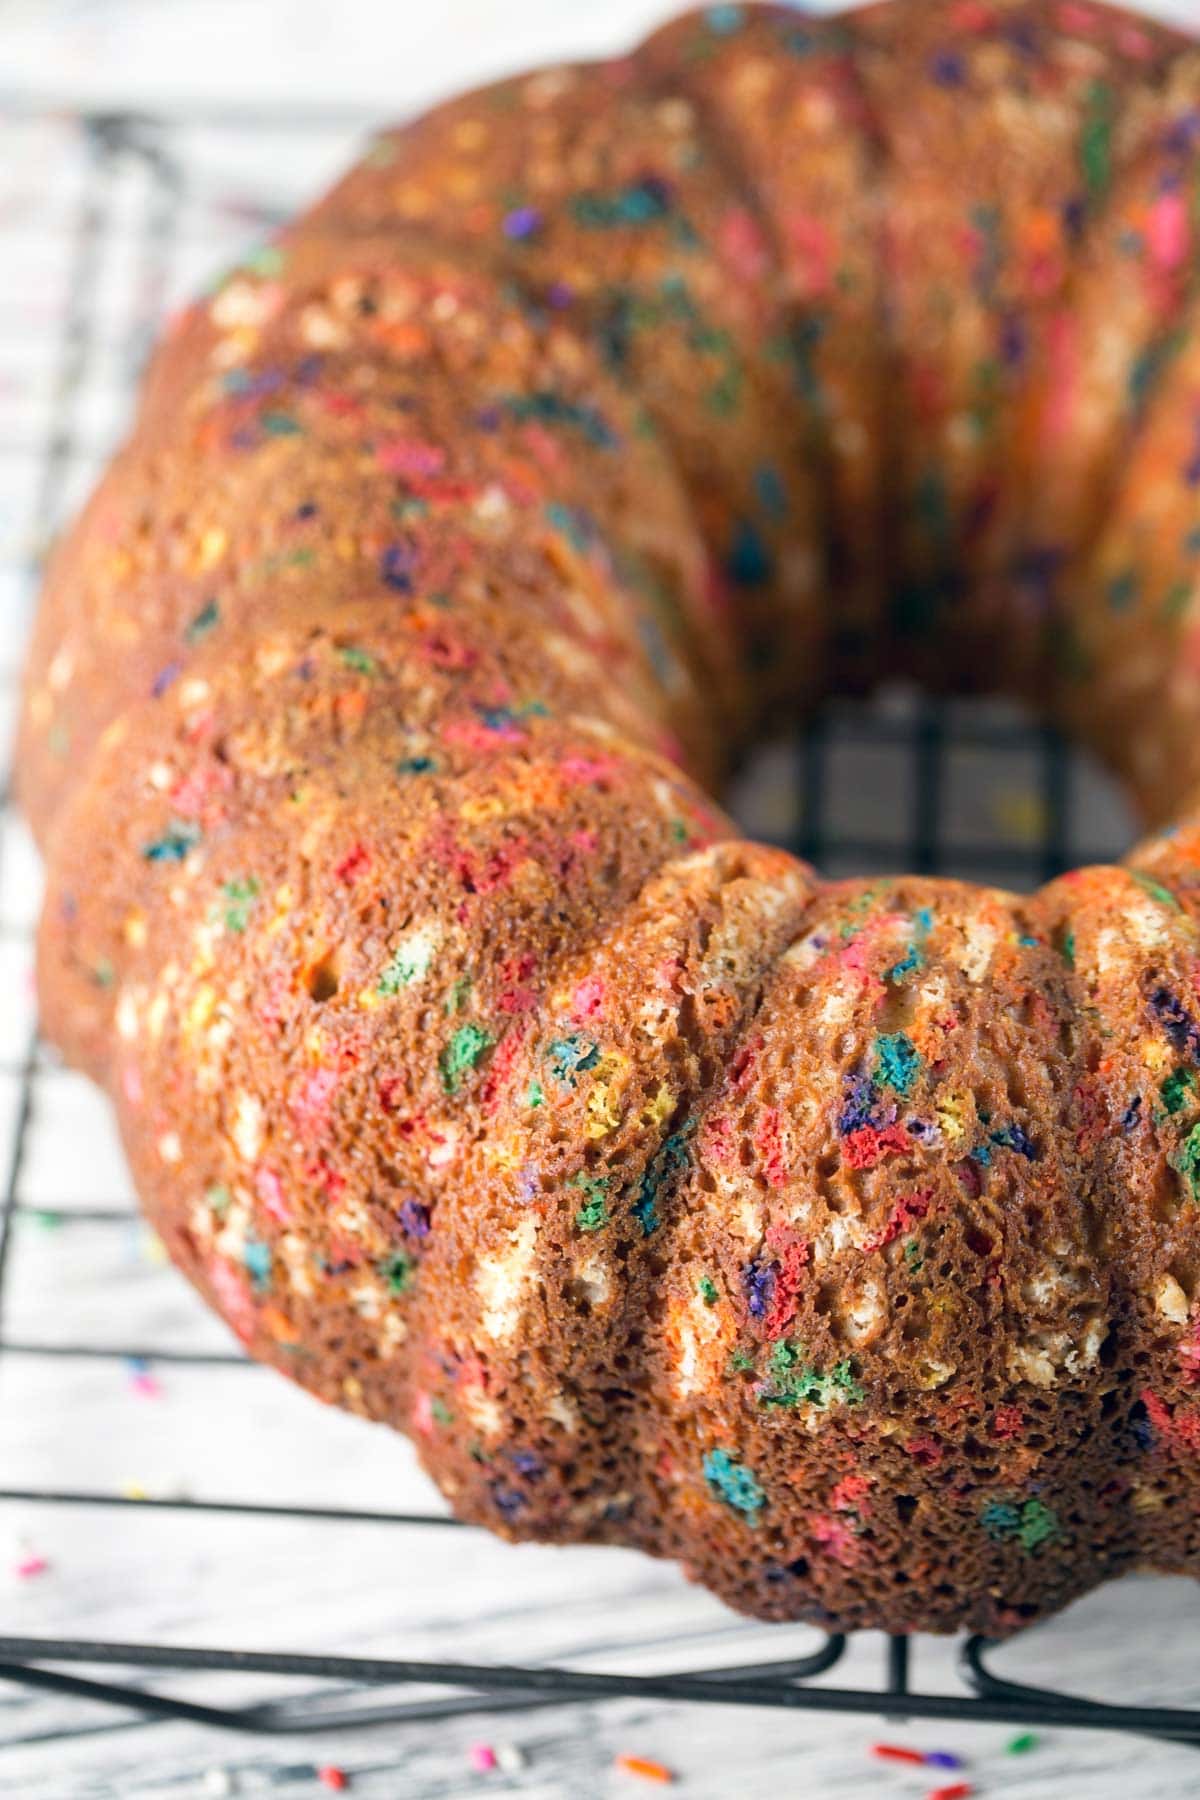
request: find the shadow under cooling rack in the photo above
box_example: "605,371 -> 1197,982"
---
0,103 -> 1188,1746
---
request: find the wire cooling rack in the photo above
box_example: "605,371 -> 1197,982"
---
0,101 -> 1197,1754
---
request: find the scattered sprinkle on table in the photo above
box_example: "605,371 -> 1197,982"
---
469,1743 -> 498,1773
927,1784 -> 974,1800
1006,1731 -> 1039,1753
494,1743 -> 526,1773
13,1547 -> 48,1579
924,1750 -> 965,1769
126,1355 -> 163,1398
614,1752 -> 676,1784
317,1767 -> 349,1792
872,1743 -> 926,1765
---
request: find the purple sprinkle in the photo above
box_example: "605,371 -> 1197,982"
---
398,1198 -> 431,1238
380,541 -> 418,593
151,660 -> 183,698
546,280 -> 575,310
742,1258 -> 776,1320
924,1751 -> 964,1770
999,312 -> 1027,369
929,49 -> 966,86
503,205 -> 543,241
510,1450 -> 543,1480
491,1484 -> 526,1520
1149,986 -> 1200,1058
1061,195 -> 1086,241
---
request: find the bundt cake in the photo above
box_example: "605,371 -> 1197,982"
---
20,0 -> 1200,1637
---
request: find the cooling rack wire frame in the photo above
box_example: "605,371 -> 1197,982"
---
0,101 -> 1195,1746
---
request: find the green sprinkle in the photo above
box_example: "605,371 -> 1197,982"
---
90,957 -> 115,990
1081,80 -> 1113,202
439,1023 -> 492,1094
1007,1732 -> 1039,1755
219,875 -> 259,933
260,410 -> 301,436
1161,1067 -> 1195,1115
185,598 -> 220,643
1060,930 -> 1075,969
380,1252 -> 413,1295
759,1341 -> 863,1409
698,1276 -> 719,1306
980,1495 -> 1060,1550
575,1195 -> 609,1232
430,1396 -> 453,1425
702,1447 -> 765,1520
526,1079 -> 544,1109
873,1031 -> 921,1098
570,1170 -> 610,1232
1130,869 -> 1180,911
1170,1121 -> 1200,1197
205,1184 -> 232,1217
244,244 -> 286,277
444,976 -> 471,1015
339,645 -> 375,674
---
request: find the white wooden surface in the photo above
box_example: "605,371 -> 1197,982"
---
3,2 -> 1200,1796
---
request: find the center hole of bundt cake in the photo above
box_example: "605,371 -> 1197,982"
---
726,682 -> 1135,893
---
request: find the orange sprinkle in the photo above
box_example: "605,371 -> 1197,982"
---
614,1752 -> 675,1784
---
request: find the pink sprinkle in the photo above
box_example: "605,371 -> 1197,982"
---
1148,191 -> 1189,275
949,0 -> 996,29
720,206 -> 770,282
1042,311 -> 1078,444
1057,1 -> 1101,32
570,975 -> 606,1020
784,211 -> 834,299
412,1390 -> 435,1436
469,1744 -> 498,1773
811,1512 -> 858,1567
377,437 -> 446,478
15,1552 -> 48,1580
1116,22 -> 1155,59
255,1164 -> 291,1222
129,1371 -> 163,1399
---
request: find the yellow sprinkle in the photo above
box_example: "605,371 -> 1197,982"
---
639,1084 -> 676,1131
196,525 -> 228,571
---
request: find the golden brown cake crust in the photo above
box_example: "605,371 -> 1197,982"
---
20,0 -> 1200,1636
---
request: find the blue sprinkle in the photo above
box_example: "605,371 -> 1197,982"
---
930,49 -> 966,85
703,1447 -> 765,1519
726,518 -> 773,587
503,205 -> 543,241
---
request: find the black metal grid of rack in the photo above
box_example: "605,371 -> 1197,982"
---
0,103 -> 1196,1748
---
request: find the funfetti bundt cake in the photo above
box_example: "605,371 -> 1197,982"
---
20,0 -> 1200,1638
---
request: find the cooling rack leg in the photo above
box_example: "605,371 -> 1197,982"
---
884,1634 -> 911,1724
